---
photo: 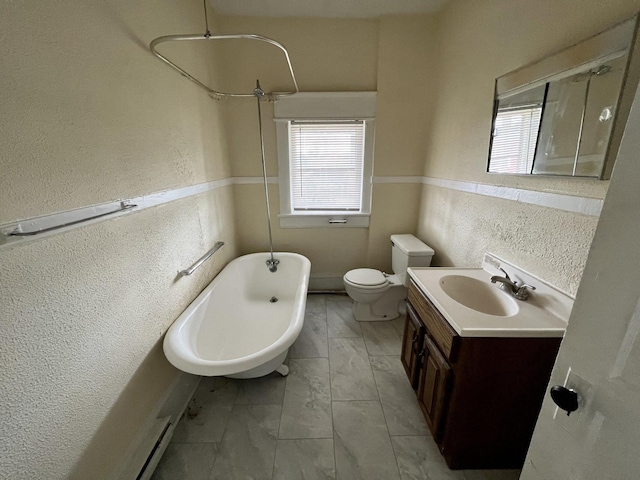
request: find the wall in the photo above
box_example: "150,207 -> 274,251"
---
0,1 -> 237,478
417,0 -> 640,295
215,14 -> 438,282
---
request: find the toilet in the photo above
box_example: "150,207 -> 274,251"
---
343,234 -> 435,321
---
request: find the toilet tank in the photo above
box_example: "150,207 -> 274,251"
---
391,234 -> 435,287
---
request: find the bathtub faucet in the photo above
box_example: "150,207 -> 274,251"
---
266,257 -> 280,273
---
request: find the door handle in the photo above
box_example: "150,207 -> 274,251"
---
550,385 -> 579,416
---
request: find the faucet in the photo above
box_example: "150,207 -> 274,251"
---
490,267 -> 536,301
266,257 -> 280,273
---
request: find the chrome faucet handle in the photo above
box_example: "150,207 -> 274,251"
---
498,267 -> 511,281
515,284 -> 536,300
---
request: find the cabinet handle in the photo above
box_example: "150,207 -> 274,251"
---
411,332 -> 420,352
417,347 -> 426,365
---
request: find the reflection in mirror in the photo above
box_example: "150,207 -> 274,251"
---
533,55 -> 627,176
489,85 -> 545,174
488,15 -> 640,179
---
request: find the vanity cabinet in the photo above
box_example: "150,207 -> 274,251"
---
416,333 -> 450,441
400,304 -> 424,389
402,280 -> 562,470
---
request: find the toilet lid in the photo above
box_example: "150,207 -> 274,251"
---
345,268 -> 387,287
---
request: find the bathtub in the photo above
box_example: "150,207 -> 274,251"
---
163,252 -> 310,378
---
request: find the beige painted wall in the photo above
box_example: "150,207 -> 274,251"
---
366,16 -> 438,269
418,0 -> 640,295
0,1 -> 237,478
216,14 -> 437,277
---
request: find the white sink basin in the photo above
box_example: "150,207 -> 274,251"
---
439,275 -> 519,317
407,267 -> 570,338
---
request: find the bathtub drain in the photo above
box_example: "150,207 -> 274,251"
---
270,296 -> 279,303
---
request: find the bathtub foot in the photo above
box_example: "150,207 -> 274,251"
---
275,364 -> 289,377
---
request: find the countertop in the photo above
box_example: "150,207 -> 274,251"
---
407,267 -> 568,338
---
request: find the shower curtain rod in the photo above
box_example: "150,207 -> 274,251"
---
149,33 -> 299,100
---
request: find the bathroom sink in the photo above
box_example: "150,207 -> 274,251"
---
439,275 -> 519,317
407,266 -> 569,337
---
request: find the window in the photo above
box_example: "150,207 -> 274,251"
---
489,103 -> 542,174
274,93 -> 376,228
289,121 -> 365,212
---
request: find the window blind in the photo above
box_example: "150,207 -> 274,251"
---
489,105 -> 542,174
289,121 -> 365,211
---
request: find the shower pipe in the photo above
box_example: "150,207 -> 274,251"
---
150,19 -> 298,272
254,80 -> 279,273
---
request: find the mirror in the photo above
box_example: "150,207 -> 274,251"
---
488,15 -> 640,179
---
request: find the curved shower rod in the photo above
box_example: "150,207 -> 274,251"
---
149,33 -> 299,100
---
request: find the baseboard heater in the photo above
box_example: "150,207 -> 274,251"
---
118,415 -> 175,480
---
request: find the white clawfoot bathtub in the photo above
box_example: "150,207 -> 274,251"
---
164,252 -> 311,378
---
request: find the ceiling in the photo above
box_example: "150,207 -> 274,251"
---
209,0 -> 450,18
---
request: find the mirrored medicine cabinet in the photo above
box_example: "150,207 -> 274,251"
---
488,14 -> 640,179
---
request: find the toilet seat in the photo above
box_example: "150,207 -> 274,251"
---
342,234 -> 434,322
344,268 -> 389,290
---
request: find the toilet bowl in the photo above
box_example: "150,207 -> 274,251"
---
343,269 -> 406,321
343,234 -> 435,322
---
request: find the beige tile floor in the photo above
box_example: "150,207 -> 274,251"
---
152,294 -> 521,480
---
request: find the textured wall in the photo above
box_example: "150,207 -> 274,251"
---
0,1 -> 237,478
418,185 -> 598,294
417,0 -> 640,296
219,15 -> 437,277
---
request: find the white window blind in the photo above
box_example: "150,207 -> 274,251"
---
489,105 -> 542,174
289,121 -> 365,211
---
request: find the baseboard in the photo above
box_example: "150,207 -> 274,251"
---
108,371 -> 200,480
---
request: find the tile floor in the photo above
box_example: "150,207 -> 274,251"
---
152,294 -> 521,480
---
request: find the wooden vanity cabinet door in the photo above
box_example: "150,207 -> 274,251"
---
417,334 -> 451,442
408,281 -> 458,361
401,303 -> 425,389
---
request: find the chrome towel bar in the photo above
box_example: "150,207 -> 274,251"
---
179,241 -> 225,277
8,201 -> 137,237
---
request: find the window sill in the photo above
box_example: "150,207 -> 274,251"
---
278,213 -> 370,229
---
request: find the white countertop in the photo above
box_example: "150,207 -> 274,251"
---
408,267 -> 568,338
